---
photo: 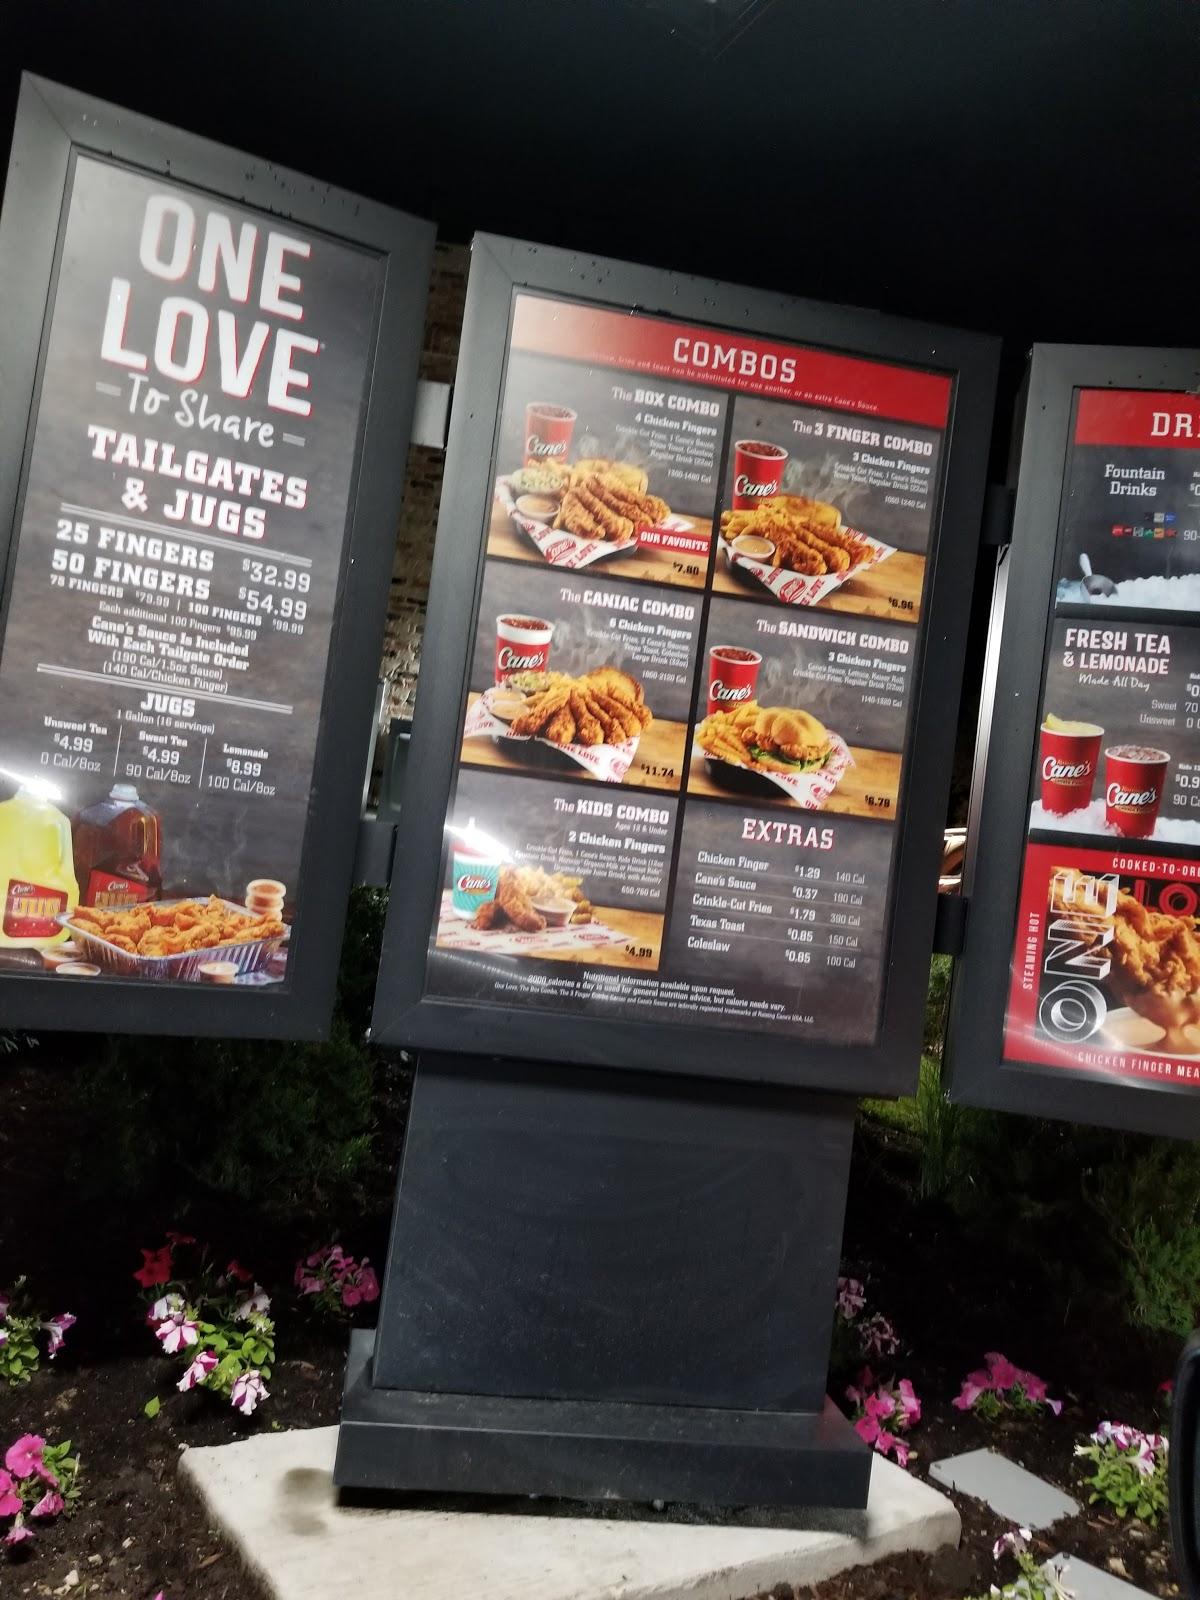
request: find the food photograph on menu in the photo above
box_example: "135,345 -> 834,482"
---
424,290 -> 953,1045
0,158 -> 377,988
711,394 -> 942,623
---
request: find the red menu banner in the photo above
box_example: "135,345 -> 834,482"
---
510,297 -> 953,430
1075,389 -> 1200,450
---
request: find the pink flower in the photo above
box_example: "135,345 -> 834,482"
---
890,1435 -> 910,1468
295,1273 -> 323,1297
897,1379 -> 922,1427
1159,1379 -> 1175,1396
0,1293 -> 9,1321
985,1352 -> 1020,1390
952,1379 -> 985,1411
0,1471 -> 22,1519
177,1349 -> 219,1392
341,1264 -> 380,1308
155,1313 -> 199,1355
43,1314 -> 75,1357
134,1246 -> 173,1288
4,1436 -> 47,1482
29,1490 -> 64,1519
230,1370 -> 268,1415
4,1519 -> 33,1546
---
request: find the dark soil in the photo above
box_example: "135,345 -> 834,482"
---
0,1043 -> 1184,1599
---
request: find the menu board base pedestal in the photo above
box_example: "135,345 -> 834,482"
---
337,1330 -> 869,1505
334,1052 -> 867,1508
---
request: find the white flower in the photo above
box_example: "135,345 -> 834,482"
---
149,1293 -> 184,1325
233,1285 -> 270,1321
177,1350 -> 219,1392
156,1313 -> 199,1355
230,1370 -> 268,1415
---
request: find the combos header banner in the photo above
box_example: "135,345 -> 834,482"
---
510,296 -> 953,429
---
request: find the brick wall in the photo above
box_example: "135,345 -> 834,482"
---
379,240 -> 470,722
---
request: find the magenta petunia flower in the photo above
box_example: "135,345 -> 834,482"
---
4,1436 -> 46,1482
43,1314 -> 76,1358
4,1518 -> 33,1546
29,1490 -> 64,1519
155,1314 -> 199,1355
0,1470 -> 22,1519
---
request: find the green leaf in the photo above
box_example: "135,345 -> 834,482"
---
144,1395 -> 161,1419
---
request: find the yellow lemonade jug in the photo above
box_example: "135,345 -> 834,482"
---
0,782 -> 80,948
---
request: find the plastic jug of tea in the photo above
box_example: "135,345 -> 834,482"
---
0,782 -> 80,947
72,783 -> 162,907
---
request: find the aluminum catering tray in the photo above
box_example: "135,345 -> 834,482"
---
57,898 -> 289,982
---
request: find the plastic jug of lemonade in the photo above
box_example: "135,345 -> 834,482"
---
0,783 -> 80,947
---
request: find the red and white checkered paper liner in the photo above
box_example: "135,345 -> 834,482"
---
465,688 -> 640,784
435,892 -> 630,957
719,530 -> 894,607
497,477 -> 706,571
707,733 -> 853,810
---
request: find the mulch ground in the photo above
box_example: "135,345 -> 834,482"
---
0,1045 -> 1185,1599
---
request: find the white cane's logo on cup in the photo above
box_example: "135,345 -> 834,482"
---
456,874 -> 493,894
706,646 -> 762,718
495,615 -> 554,685
734,475 -> 777,499
1107,782 -> 1158,808
497,646 -> 546,673
711,678 -> 754,704
1042,756 -> 1091,781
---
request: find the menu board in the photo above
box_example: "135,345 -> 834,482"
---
1003,389 -> 1200,1089
422,292 -> 951,1045
0,155 -> 379,992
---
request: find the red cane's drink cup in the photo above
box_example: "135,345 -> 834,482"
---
1038,715 -> 1103,814
495,615 -> 554,684
732,440 -> 788,510
524,403 -> 576,469
1105,744 -> 1170,838
707,646 -> 763,718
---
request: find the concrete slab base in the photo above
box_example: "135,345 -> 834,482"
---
930,1447 -> 1080,1528
1047,1554 -> 1156,1599
180,1425 -> 962,1600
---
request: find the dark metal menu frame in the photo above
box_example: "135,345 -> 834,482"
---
372,233 -> 999,1093
0,74 -> 433,1040
946,344 -> 1200,1139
